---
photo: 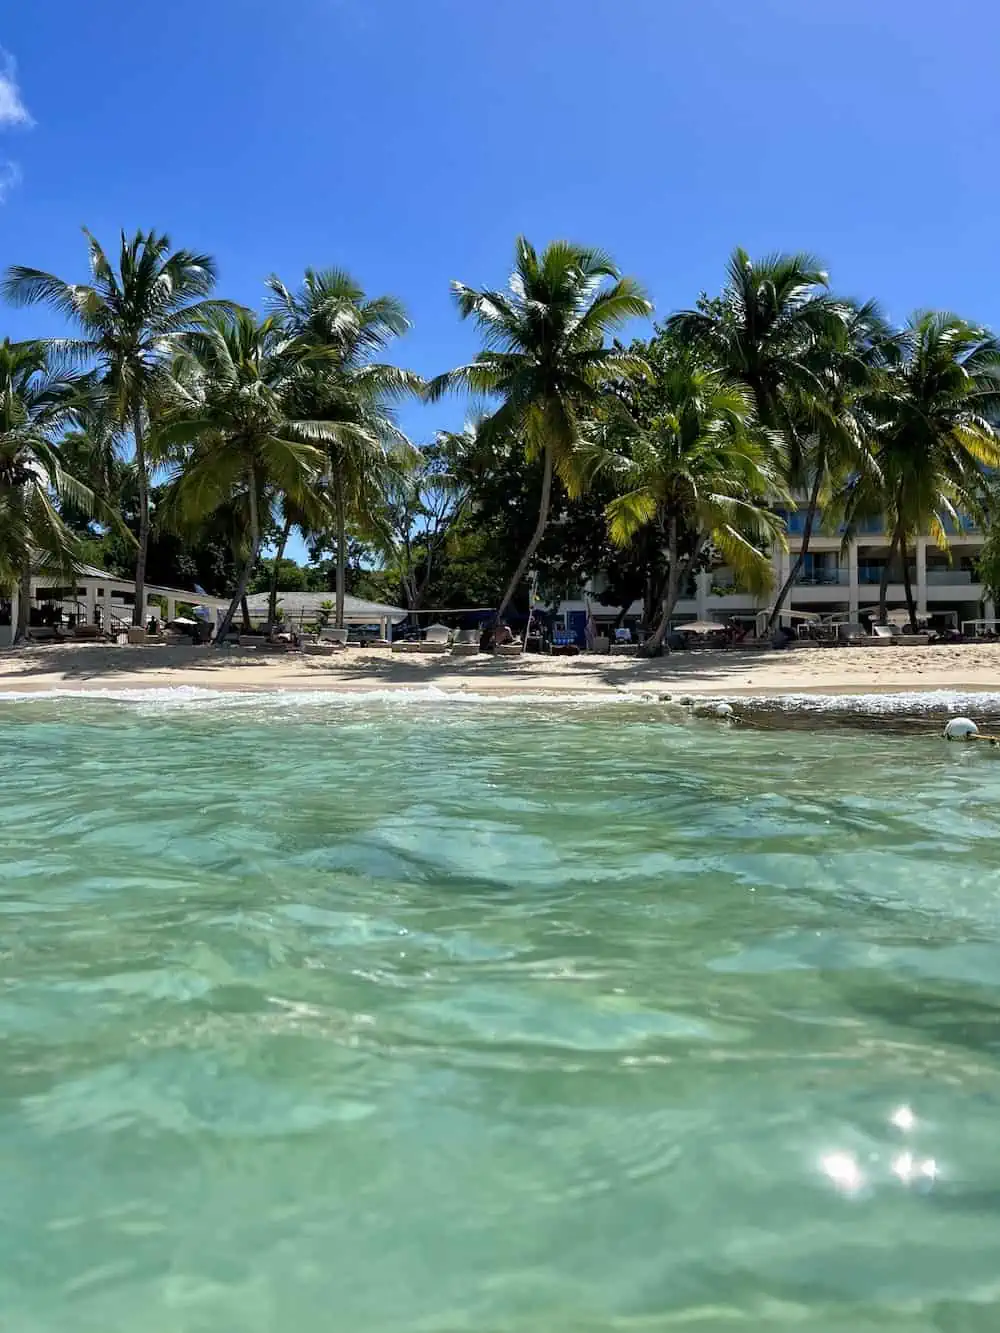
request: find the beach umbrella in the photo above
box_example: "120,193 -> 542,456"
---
681,620 -> 728,634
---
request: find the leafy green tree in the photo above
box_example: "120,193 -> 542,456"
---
266,268 -> 421,626
0,339 -> 94,640
842,312 -> 1000,627
158,312 -> 330,641
429,236 -> 651,623
4,230 -> 227,623
669,249 -> 855,630
603,343 -> 786,654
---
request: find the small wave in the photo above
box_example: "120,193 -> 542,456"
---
725,689 -> 1000,715
0,684 -> 646,712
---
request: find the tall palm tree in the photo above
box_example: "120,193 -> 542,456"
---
603,351 -> 786,654
842,312 -> 1000,628
668,249 -> 854,631
158,312 -> 331,642
3,229 -> 227,623
0,339 -> 93,641
266,268 -> 422,627
428,237 -> 651,624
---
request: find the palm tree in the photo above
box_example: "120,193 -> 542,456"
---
842,312 -> 1000,628
603,349 -> 786,654
266,268 -> 422,627
157,312 -> 331,642
668,249 -> 854,631
0,339 -> 93,640
3,229 -> 227,623
428,237 -> 651,624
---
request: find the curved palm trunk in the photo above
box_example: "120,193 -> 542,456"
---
13,556 -> 31,644
878,525 -> 901,625
900,533 -> 918,631
643,521 -> 705,657
268,516 -> 292,624
334,477 -> 346,630
132,404 -> 150,628
217,474 -> 262,644
494,446 -> 554,627
765,466 -> 823,635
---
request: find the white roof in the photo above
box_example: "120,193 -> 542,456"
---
34,562 -> 231,608
243,590 -> 408,623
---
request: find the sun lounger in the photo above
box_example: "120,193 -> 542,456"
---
451,629 -> 481,657
318,627 -> 349,646
393,626 -> 453,653
870,624 -> 899,645
836,622 -> 867,644
493,642 -> 523,658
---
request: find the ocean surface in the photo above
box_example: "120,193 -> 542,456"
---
3,692 -> 1000,1332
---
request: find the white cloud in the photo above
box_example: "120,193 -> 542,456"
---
0,160 -> 21,202
0,46 -> 30,127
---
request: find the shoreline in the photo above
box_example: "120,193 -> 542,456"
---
0,640 -> 998,707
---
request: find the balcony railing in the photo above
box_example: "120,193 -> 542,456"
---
794,569 -> 850,586
927,569 -> 975,586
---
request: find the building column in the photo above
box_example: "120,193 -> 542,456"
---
380,617 -> 389,641
103,588 -> 115,636
916,536 -> 928,615
85,584 -> 97,626
848,540 -> 859,619
695,571 -> 710,620
166,596 -> 177,623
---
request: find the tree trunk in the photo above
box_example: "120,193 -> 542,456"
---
878,526 -> 900,625
268,516 -> 292,624
13,556 -> 31,644
900,532 -> 918,631
642,517 -> 685,656
334,477 -> 346,630
765,465 -> 824,634
132,404 -> 150,628
494,446 -> 554,626
217,474 -> 261,644
241,596 -> 251,633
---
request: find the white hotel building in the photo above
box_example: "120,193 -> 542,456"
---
556,507 -> 994,637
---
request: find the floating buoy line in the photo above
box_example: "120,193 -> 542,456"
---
943,716 -> 1000,745
614,689 -> 1000,744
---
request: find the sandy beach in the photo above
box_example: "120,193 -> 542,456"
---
1,639 -> 999,699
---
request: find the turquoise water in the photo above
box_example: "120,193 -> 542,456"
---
3,694 -> 1000,1332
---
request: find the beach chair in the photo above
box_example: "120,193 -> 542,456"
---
318,626 -> 349,648
610,627 -> 639,656
870,624 -> 899,645
451,629 -> 481,657
418,625 -> 453,653
836,622 -> 867,645
550,630 -> 579,656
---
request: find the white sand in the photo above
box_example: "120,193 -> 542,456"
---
0,639 -> 999,700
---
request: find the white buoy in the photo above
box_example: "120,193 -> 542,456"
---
944,716 -> 979,741
693,701 -> 734,720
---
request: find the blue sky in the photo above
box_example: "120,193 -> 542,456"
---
2,0 -> 997,557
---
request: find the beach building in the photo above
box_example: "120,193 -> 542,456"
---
242,591 -> 408,640
0,563 -> 230,646
554,511 -> 995,638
